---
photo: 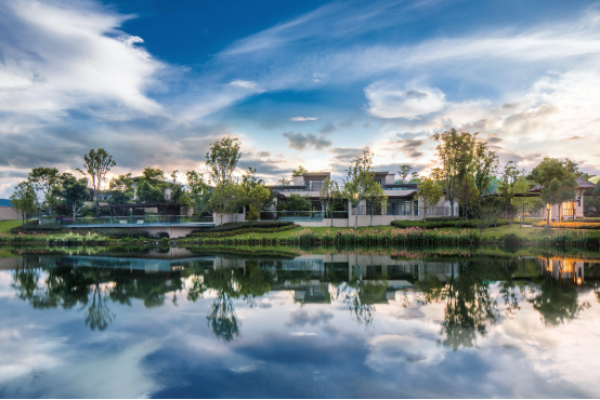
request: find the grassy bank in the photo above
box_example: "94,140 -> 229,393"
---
2,220 -> 600,248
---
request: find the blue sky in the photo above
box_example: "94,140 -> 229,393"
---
1,0 -> 600,195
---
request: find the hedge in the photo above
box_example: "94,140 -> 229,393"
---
391,218 -> 511,229
192,220 -> 296,233
189,224 -> 298,238
534,221 -> 600,229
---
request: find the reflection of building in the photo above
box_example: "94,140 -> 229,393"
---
537,256 -> 600,285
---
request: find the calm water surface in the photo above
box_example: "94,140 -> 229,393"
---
1,246 -> 599,398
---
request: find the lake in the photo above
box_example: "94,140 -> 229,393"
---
1,245 -> 599,398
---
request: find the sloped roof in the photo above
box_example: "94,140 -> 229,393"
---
529,177 -> 596,192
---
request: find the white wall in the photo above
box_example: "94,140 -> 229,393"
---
212,212 -> 247,226
0,206 -> 18,221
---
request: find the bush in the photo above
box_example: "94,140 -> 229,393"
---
189,224 -> 297,238
192,220 -> 295,234
533,221 -> 600,229
391,218 -> 511,230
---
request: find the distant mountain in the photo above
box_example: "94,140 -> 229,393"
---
0,199 -> 12,207
590,176 -> 600,185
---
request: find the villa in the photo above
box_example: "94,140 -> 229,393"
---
529,176 -> 596,221
265,171 -> 457,227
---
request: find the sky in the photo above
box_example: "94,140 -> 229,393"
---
1,0 -> 600,196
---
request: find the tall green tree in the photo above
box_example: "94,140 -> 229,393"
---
186,171 -> 210,214
108,173 -> 134,205
417,176 -> 443,222
62,174 -> 90,219
498,160 -> 521,220
320,178 -> 343,225
208,183 -> 236,225
205,137 -> 242,185
342,151 -> 387,229
433,129 -> 479,217
472,142 -> 498,195
241,167 -> 264,192
77,148 -> 116,216
10,181 -> 39,225
529,158 -> 577,229
27,167 -> 60,213
397,165 -> 412,183
247,185 -> 271,221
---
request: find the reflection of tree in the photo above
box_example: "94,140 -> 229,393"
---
204,268 -> 240,341
343,266 -> 388,327
85,282 -> 115,331
207,291 -> 240,342
529,277 -> 584,327
440,260 -> 498,351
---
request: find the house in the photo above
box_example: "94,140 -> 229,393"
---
265,171 -> 456,227
0,199 -> 18,220
529,176 -> 596,220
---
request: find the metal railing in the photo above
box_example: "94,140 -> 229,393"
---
260,210 -> 347,222
351,206 -> 414,216
41,215 -> 213,226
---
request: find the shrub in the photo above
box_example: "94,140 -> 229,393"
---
533,221 -> 600,229
189,224 -> 297,238
192,220 -> 295,234
391,218 -> 511,230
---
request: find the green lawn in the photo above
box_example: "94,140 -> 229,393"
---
0,219 -> 22,234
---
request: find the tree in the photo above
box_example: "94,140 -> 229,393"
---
410,171 -> 420,183
458,175 -> 480,220
186,171 -> 210,214
77,148 -> 116,216
62,174 -> 90,219
241,167 -> 264,192
108,173 -> 134,205
208,183 -> 236,225
397,165 -> 412,183
511,176 -> 532,227
545,176 -> 577,224
247,185 -> 271,221
341,151 -> 387,229
434,129 -> 479,217
417,176 -> 443,222
498,160 -> 521,221
170,185 -> 190,205
27,167 -> 60,213
292,165 -> 307,176
10,181 -> 39,226
320,178 -> 343,226
277,194 -> 311,214
529,158 -> 577,229
142,167 -> 166,184
472,142 -> 498,195
205,137 -> 242,185
229,184 -> 247,222
277,178 -> 291,185
170,170 -> 179,183
137,180 -> 166,203
474,197 -> 503,236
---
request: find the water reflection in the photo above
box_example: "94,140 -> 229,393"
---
2,247 -> 600,398
6,249 -> 599,342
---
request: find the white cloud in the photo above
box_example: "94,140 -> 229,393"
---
0,0 -> 164,118
365,82 -> 446,119
229,80 -> 259,90
290,117 -> 318,121
365,334 -> 445,372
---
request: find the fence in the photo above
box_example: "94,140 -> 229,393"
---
260,210 -> 347,222
41,215 -> 213,226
